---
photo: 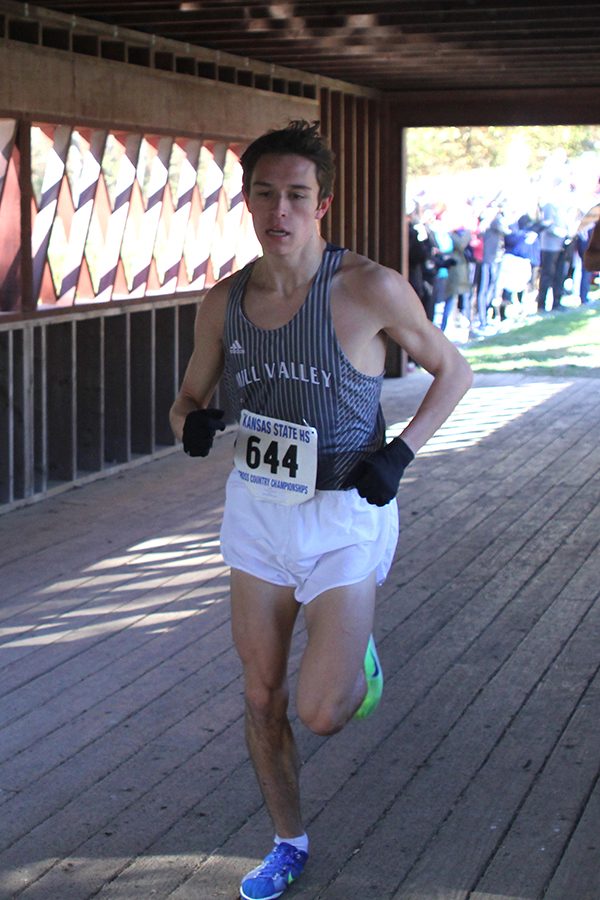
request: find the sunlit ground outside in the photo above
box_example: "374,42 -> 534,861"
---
461,302 -> 600,378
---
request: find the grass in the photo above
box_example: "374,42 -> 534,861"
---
462,300 -> 600,378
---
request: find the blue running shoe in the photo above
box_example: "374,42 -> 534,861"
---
354,634 -> 383,720
240,842 -> 308,900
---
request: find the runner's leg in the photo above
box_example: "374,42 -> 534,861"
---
230,567 -> 303,839
296,573 -> 376,735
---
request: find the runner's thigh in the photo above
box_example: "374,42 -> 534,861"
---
297,575 -> 376,712
230,568 -> 300,690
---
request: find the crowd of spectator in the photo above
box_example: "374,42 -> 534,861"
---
407,192 -> 599,340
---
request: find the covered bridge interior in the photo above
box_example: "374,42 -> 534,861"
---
1,0 -> 599,511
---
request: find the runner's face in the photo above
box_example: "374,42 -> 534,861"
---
245,154 -> 332,254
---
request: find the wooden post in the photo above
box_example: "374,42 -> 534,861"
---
18,119 -> 34,312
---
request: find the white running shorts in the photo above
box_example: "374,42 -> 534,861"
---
220,469 -> 399,604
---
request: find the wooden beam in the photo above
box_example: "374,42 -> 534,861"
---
390,87 -> 600,127
0,43 -> 318,141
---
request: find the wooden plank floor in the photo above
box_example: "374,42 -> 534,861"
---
1,370 -> 599,900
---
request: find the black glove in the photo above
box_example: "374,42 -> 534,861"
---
182,408 -> 225,457
346,437 -> 414,506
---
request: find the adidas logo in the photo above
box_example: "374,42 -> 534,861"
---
229,339 -> 245,354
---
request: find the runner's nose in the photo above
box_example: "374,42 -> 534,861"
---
272,193 -> 288,216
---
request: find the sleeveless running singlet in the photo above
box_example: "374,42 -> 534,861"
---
222,243 -> 386,490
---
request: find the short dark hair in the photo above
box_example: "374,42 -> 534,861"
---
241,120 -> 336,202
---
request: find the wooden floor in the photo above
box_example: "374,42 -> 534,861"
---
1,370 -> 599,900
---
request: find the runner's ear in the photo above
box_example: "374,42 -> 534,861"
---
316,195 -> 333,220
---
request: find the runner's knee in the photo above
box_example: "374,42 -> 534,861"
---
296,692 -> 348,736
244,679 -> 289,723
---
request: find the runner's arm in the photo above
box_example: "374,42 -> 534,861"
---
377,267 -> 473,453
169,281 -> 228,442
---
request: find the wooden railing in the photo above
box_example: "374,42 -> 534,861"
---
0,296 -> 211,511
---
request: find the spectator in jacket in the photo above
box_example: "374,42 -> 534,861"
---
441,228 -> 472,332
497,215 -> 538,319
476,207 -> 510,329
536,190 -> 572,311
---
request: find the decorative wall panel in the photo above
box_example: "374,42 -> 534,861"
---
0,119 -> 20,311
28,123 -> 260,309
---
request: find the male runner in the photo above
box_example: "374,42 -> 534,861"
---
170,121 -> 472,900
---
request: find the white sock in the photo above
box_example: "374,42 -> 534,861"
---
274,832 -> 309,854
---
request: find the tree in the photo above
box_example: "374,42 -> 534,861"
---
407,125 -> 600,178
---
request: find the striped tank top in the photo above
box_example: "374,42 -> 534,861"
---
222,243 -> 386,490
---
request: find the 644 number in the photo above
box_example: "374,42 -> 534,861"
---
246,436 -> 299,478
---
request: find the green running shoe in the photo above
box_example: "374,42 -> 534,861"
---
354,634 -> 383,720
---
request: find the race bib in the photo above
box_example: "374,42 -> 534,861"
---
234,409 -> 318,505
